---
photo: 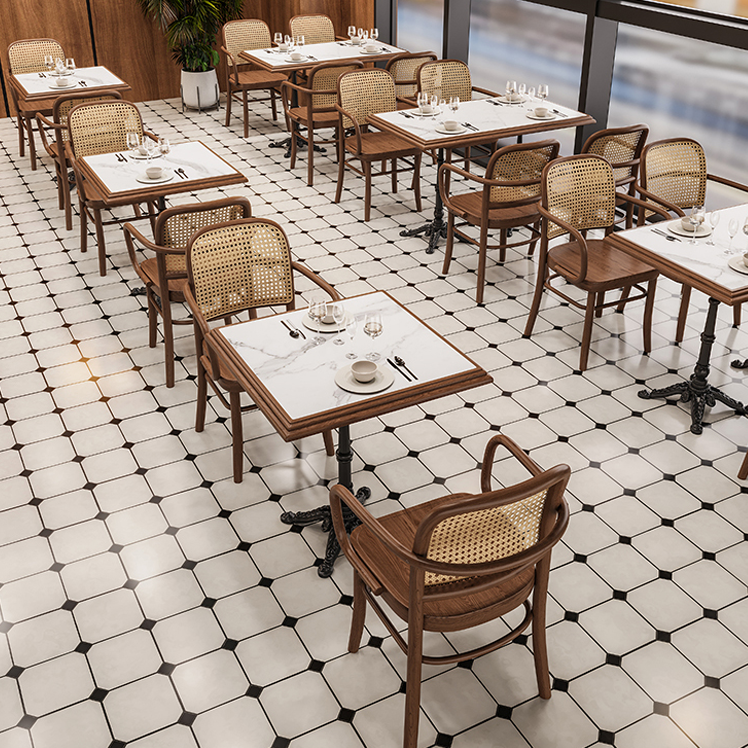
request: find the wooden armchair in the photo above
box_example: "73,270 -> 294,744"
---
288,14 -> 336,44
330,434 -> 570,748
36,90 -> 123,231
335,68 -> 422,222
635,137 -> 748,340
221,19 -> 288,137
184,218 -> 337,483
440,139 -> 560,303
123,197 -> 253,389
281,60 -> 363,186
524,154 -> 669,372
385,51 -> 438,105
6,38 -> 64,170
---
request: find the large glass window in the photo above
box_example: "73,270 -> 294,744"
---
653,0 -> 748,20
397,0 -> 444,55
468,0 -> 586,153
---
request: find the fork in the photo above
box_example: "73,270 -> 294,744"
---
462,122 -> 479,132
176,168 -> 188,179
38,72 -> 45,78
79,80 -> 87,87
551,108 -> 568,118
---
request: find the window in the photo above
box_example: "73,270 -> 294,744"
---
397,0 -> 444,55
652,0 -> 748,20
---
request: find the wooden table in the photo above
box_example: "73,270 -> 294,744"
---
212,290 -> 492,576
369,97 -> 595,252
607,208 -> 748,433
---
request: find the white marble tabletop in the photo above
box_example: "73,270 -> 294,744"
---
618,205 -> 748,294
80,141 -> 241,197
13,66 -> 128,98
219,292 -> 477,421
242,40 -> 404,69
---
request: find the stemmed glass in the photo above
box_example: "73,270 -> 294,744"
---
449,96 -> 460,115
330,303 -> 346,345
370,28 -> 379,42
505,80 -> 516,100
707,210 -> 720,246
518,82 -> 527,99
363,313 -> 383,361
66,58 -> 76,75
727,217 -> 739,255
143,137 -> 157,166
126,131 -> 140,156
158,137 -> 170,156
688,205 -> 704,245
537,84 -> 549,104
430,94 -> 438,112
273,32 -> 282,50
44,55 -> 54,73
527,86 -> 536,101
742,216 -> 748,254
55,58 -> 65,74
348,25 -> 356,42
344,315 -> 358,359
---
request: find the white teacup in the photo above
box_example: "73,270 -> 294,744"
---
680,216 -> 703,231
321,313 -> 336,325
534,107 -> 549,118
419,104 -> 433,115
290,51 -> 304,61
146,165 -> 163,180
278,43 -> 289,52
351,360 -> 377,384
443,119 -> 460,131
56,76 -> 72,88
365,43 -> 378,53
743,252 -> 748,268
350,36 -> 362,45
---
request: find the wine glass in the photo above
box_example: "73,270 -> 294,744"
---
518,82 -> 527,99
65,58 -> 76,75
430,94 -> 438,112
449,96 -> 460,114
348,25 -> 356,42
44,55 -> 54,73
143,137 -> 157,165
344,315 -> 358,359
358,28 -> 364,39
707,210 -> 720,246
505,80 -> 516,100
370,28 -> 379,42
688,205 -> 704,245
330,303 -> 346,345
284,34 -> 292,48
55,58 -> 65,74
362,30 -> 369,42
126,131 -> 140,155
273,32 -> 283,50
537,84 -> 549,105
742,216 -> 748,252
727,217 -> 739,255
363,313 -> 383,362
158,137 -> 170,156
528,86 -> 536,101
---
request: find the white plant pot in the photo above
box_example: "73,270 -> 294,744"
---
181,68 -> 219,110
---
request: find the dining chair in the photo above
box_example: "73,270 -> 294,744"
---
385,51 -> 438,104
221,19 -> 288,138
635,137 -> 748,341
330,434 -> 570,748
439,139 -> 561,303
123,197 -> 253,389
288,14 -> 336,45
335,68 -> 422,222
67,99 -> 158,276
524,154 -> 668,372
36,90 -> 124,231
184,217 -> 337,483
6,38 -> 64,170
281,60 -> 363,186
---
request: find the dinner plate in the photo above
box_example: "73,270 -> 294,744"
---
130,151 -> 163,160
526,112 -> 556,121
668,222 -> 712,238
435,125 -> 467,135
135,170 -> 174,184
285,55 -> 309,63
302,316 -> 345,333
361,48 -> 383,55
48,80 -> 77,89
411,110 -> 439,118
334,364 -> 395,395
498,95 -> 524,104
727,256 -> 748,275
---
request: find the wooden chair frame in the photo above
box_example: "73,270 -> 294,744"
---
385,51 -> 438,104
288,14 -> 337,45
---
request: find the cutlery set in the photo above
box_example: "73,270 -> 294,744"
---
652,227 -> 680,242
115,153 -> 127,162
281,319 -> 305,339
174,168 -> 189,180
462,122 -> 479,132
387,356 -> 417,381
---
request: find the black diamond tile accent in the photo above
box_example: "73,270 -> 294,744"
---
564,611 -> 579,622
49,562 -> 64,572
514,634 -> 528,646
368,636 -> 383,649
598,730 -> 615,745
258,577 -> 273,587
656,630 -> 671,643
249,465 -> 262,473
95,511 -> 109,521
158,662 -> 176,676
622,488 -> 636,496
222,639 -> 239,651
76,641 -> 92,654
289,524 -> 303,534
701,502 -> 714,511
702,551 -> 716,561
140,619 -> 156,631
247,684 -> 263,698
38,527 -> 53,538
703,608 -> 718,620
282,616 -> 297,628
182,560 -> 197,570
269,493 -> 283,502
662,473 -> 675,482
433,477 -> 446,485
308,659 -> 324,672
123,579 -> 139,590
399,681 -> 407,694
612,590 -> 627,601
407,450 -> 419,458
109,741 -> 126,748
109,544 -> 123,554
424,413 -> 436,420
201,598 -> 217,608
237,541 -> 251,551
17,715 -> 37,729
363,464 -> 376,472
383,425 -> 396,432
339,594 -> 353,607
653,702 -> 669,716
619,536 -> 631,545
200,480 -> 214,488
83,482 -> 96,491
0,622 -> 13,634
337,708 -> 355,723
387,491 -> 401,501
573,553 -> 587,563
29,497 -> 42,506
661,518 -> 674,527
581,504 -> 595,513
135,467 -> 147,475
435,734 -> 453,747
61,599 -> 77,611
457,659 -> 473,669
218,509 -> 232,518
705,676 -> 720,688
89,687 -> 107,702
606,654 -> 622,666
150,495 -> 163,504
496,704 -> 514,718
6,665 -> 24,679
178,711 -> 197,727
164,526 -> 178,536
658,570 -> 672,580
20,469 -> 32,478
271,738 -> 291,748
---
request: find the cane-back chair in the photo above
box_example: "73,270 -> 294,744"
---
288,14 -> 336,44
440,139 -> 560,303
331,434 -> 571,748
524,154 -> 667,372
385,51 -> 438,103
635,138 -> 748,340
221,20 -> 288,137
37,90 -> 123,231
335,69 -> 422,221
124,198 -> 253,389
281,61 -> 363,186
67,100 -> 158,276
7,38 -> 64,170
184,218 -> 336,482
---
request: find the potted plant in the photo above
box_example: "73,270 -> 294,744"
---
137,0 -> 244,109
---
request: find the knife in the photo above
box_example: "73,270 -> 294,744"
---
652,227 -> 681,242
462,122 -> 479,132
387,358 -> 412,382
551,108 -> 568,118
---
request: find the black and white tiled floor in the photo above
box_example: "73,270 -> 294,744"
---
1,96 -> 748,748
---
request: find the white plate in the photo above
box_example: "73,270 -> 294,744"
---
135,170 -> 174,184
130,151 -> 163,160
411,110 -> 439,118
498,95 -> 524,104
48,80 -> 77,89
669,222 -> 712,238
361,48 -> 383,55
301,316 -> 345,333
435,125 -> 467,135
285,55 -> 309,63
728,256 -> 748,275
526,112 -> 556,121
334,364 -> 395,395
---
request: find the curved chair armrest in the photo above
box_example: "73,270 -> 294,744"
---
633,182 -> 686,222
35,112 -> 63,153
708,173 -> 748,193
122,222 -> 155,283
617,192 -> 671,222
335,104 -> 363,153
221,46 -> 241,84
183,283 -> 223,378
143,130 -> 159,142
537,203 -> 590,284
123,221 -> 185,256
480,434 -> 542,492
472,85 -> 499,98
396,95 -> 417,107
291,260 -> 341,301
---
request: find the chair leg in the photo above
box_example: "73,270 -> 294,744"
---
531,574 -> 552,699
595,292 -> 605,318
195,358 -> 207,433
347,571 -> 367,653
442,212 -> 456,275
616,285 -> 631,313
363,161 -> 372,222
306,125 -> 315,187
739,451 -> 748,481
403,609 -> 424,748
642,278 -> 657,354
675,284 -> 692,343
524,261 -> 547,338
242,90 -> 249,139
26,117 -> 38,170
528,220 -> 540,257
55,163 -> 65,210
335,149 -> 346,204
225,88 -> 233,127
411,154 -> 422,213
579,291 -> 597,372
146,290 -> 158,348
161,293 -> 175,389
270,88 -> 278,121
322,429 -> 334,457
476,223 -> 489,305
63,170 -> 74,232
391,159 -> 397,194
93,208 -> 107,276
17,113 -> 25,157
733,304 -> 741,328
79,200 -> 88,253
230,390 -> 244,483
289,121 -> 299,170
498,228 -> 507,264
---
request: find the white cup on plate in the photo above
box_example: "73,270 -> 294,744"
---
443,119 -> 460,131
534,106 -> 549,118
351,35 -> 361,45
351,360 -> 377,383
290,51 -> 303,61
365,43 -> 378,53
146,165 -> 164,180
56,75 -> 71,87
278,43 -> 289,52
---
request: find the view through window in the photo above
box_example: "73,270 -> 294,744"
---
396,0 -> 444,57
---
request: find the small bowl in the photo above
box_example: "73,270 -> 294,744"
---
534,107 -> 549,118
56,76 -> 72,87
419,105 -> 434,115
742,252 -> 748,268
365,44 -> 379,53
680,216 -> 701,231
350,36 -> 362,45
351,360 -> 377,383
278,43 -> 289,52
146,166 -> 163,180
290,51 -> 304,61
443,119 -> 460,131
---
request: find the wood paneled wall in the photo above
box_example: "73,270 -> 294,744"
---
0,0 -> 373,118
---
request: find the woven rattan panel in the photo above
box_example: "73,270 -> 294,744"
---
56,94 -> 120,144
424,489 -> 548,587
190,221 -> 294,320
585,130 -> 645,185
418,61 -> 472,103
545,157 -> 616,240
489,144 -> 557,204
68,101 -> 143,158
8,39 -> 64,75
338,69 -> 395,128
309,64 -> 360,110
289,15 -> 335,45
644,139 -> 707,211
390,55 -> 434,98
224,20 -> 271,63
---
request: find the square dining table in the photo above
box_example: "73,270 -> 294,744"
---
606,206 -> 748,434
210,290 -> 492,576
368,96 -> 595,252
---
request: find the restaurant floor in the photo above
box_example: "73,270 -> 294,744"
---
0,97 -> 747,748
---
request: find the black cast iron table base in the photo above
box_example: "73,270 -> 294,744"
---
269,135 -> 326,160
638,297 -> 746,434
400,147 -> 446,254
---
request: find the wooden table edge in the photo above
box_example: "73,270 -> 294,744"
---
12,75 -> 131,102
239,49 -> 401,72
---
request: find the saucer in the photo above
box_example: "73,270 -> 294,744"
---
130,151 -> 162,160
498,95 -> 524,104
135,169 -> 174,184
286,55 -> 308,63
728,256 -> 748,275
435,125 -> 466,135
526,112 -> 556,120
669,222 -> 712,238
302,316 -> 345,333
48,80 -> 77,89
334,364 -> 395,394
362,48 -> 383,55
412,110 -> 439,117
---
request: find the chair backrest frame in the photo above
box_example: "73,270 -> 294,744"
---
8,38 -> 64,76
67,99 -> 145,159
289,14 -> 336,45
337,68 -> 397,129
417,59 -> 472,103
385,51 -> 438,99
639,137 -> 707,212
581,123 -> 649,190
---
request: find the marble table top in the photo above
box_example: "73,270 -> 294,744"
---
218,291 -> 480,422
13,66 -> 128,99
241,40 -> 404,70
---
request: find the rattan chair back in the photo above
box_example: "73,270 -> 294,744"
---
385,52 -> 438,98
487,140 -> 560,206
52,90 -> 123,145
187,218 -> 295,322
67,100 -> 144,158
337,68 -> 396,128
640,137 -> 707,210
581,124 -> 649,187
222,19 -> 271,64
289,14 -> 335,44
307,61 -> 363,111
417,59 -> 472,102
542,154 -> 616,240
8,38 -> 64,75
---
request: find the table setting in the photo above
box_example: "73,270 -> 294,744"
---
12,64 -> 128,100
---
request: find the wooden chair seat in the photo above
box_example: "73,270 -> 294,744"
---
235,69 -> 287,89
288,106 -> 338,126
448,192 -> 543,229
345,131 -> 421,159
139,257 -> 188,296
